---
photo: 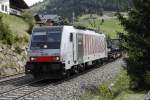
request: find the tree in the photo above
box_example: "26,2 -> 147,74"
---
35,0 -> 132,19
118,0 -> 150,89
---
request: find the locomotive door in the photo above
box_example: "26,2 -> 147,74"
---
77,34 -> 84,64
70,32 -> 77,65
72,33 -> 77,63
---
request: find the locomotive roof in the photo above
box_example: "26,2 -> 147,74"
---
33,25 -> 95,32
33,26 -> 105,36
33,26 -> 63,32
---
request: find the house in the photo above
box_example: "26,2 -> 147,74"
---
34,14 -> 65,26
0,0 -> 29,16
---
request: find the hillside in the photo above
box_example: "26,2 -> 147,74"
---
0,13 -> 30,37
30,0 -> 132,18
0,13 -> 30,76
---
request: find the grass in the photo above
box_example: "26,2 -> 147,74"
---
0,13 -> 30,46
0,13 -> 30,37
116,91 -> 146,100
78,14 -> 101,20
76,14 -> 124,39
100,18 -> 124,38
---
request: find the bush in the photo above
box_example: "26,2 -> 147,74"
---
22,12 -> 35,34
97,71 -> 130,99
0,15 -> 14,45
98,84 -> 114,100
111,71 -> 130,97
77,92 -> 95,100
0,14 -> 29,48
13,34 -> 29,45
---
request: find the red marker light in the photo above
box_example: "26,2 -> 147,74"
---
30,56 -> 60,62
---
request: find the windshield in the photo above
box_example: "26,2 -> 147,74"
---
30,31 -> 62,50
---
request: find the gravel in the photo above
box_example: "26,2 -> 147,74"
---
20,59 -> 123,100
0,75 -> 34,94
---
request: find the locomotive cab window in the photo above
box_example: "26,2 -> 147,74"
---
47,32 -> 62,49
30,31 -> 62,50
70,33 -> 73,42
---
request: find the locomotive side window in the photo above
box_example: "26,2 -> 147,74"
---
70,33 -> 73,42
32,32 -> 46,42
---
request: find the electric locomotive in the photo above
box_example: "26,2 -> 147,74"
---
25,26 -> 108,79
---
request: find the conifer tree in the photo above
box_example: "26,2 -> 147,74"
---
118,0 -> 150,88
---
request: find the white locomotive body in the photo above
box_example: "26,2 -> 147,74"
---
25,26 -> 108,78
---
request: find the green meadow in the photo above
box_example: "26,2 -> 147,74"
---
76,14 -> 124,39
100,18 -> 124,38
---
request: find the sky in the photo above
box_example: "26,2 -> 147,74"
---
24,0 -> 44,6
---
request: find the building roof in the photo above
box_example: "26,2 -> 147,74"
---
10,0 -> 29,9
34,14 -> 62,24
34,14 -> 69,25
37,14 -> 60,22
41,15 -> 59,20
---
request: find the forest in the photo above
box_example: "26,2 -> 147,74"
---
31,0 -> 132,18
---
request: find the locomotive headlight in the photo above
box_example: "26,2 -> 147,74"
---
43,45 -> 48,49
30,57 -> 36,61
55,57 -> 60,61
108,49 -> 111,52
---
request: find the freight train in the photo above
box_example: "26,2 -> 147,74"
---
25,26 -> 121,79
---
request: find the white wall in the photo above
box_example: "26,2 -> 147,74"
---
0,0 -> 10,14
10,8 -> 21,16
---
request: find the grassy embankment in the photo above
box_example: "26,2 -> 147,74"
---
0,13 -> 31,76
0,13 -> 30,46
0,13 -> 29,36
78,70 -> 146,100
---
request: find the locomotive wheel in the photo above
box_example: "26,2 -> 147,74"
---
62,70 -> 71,79
73,66 -> 79,74
33,73 -> 39,78
66,70 -> 71,78
79,64 -> 85,72
98,60 -> 103,66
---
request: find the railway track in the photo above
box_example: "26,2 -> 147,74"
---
0,58 -> 122,100
0,73 -> 25,83
0,78 -> 54,100
0,74 -> 35,95
0,75 -> 32,86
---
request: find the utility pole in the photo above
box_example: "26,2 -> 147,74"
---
72,0 -> 75,25
117,0 -> 120,12
72,11 -> 75,25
